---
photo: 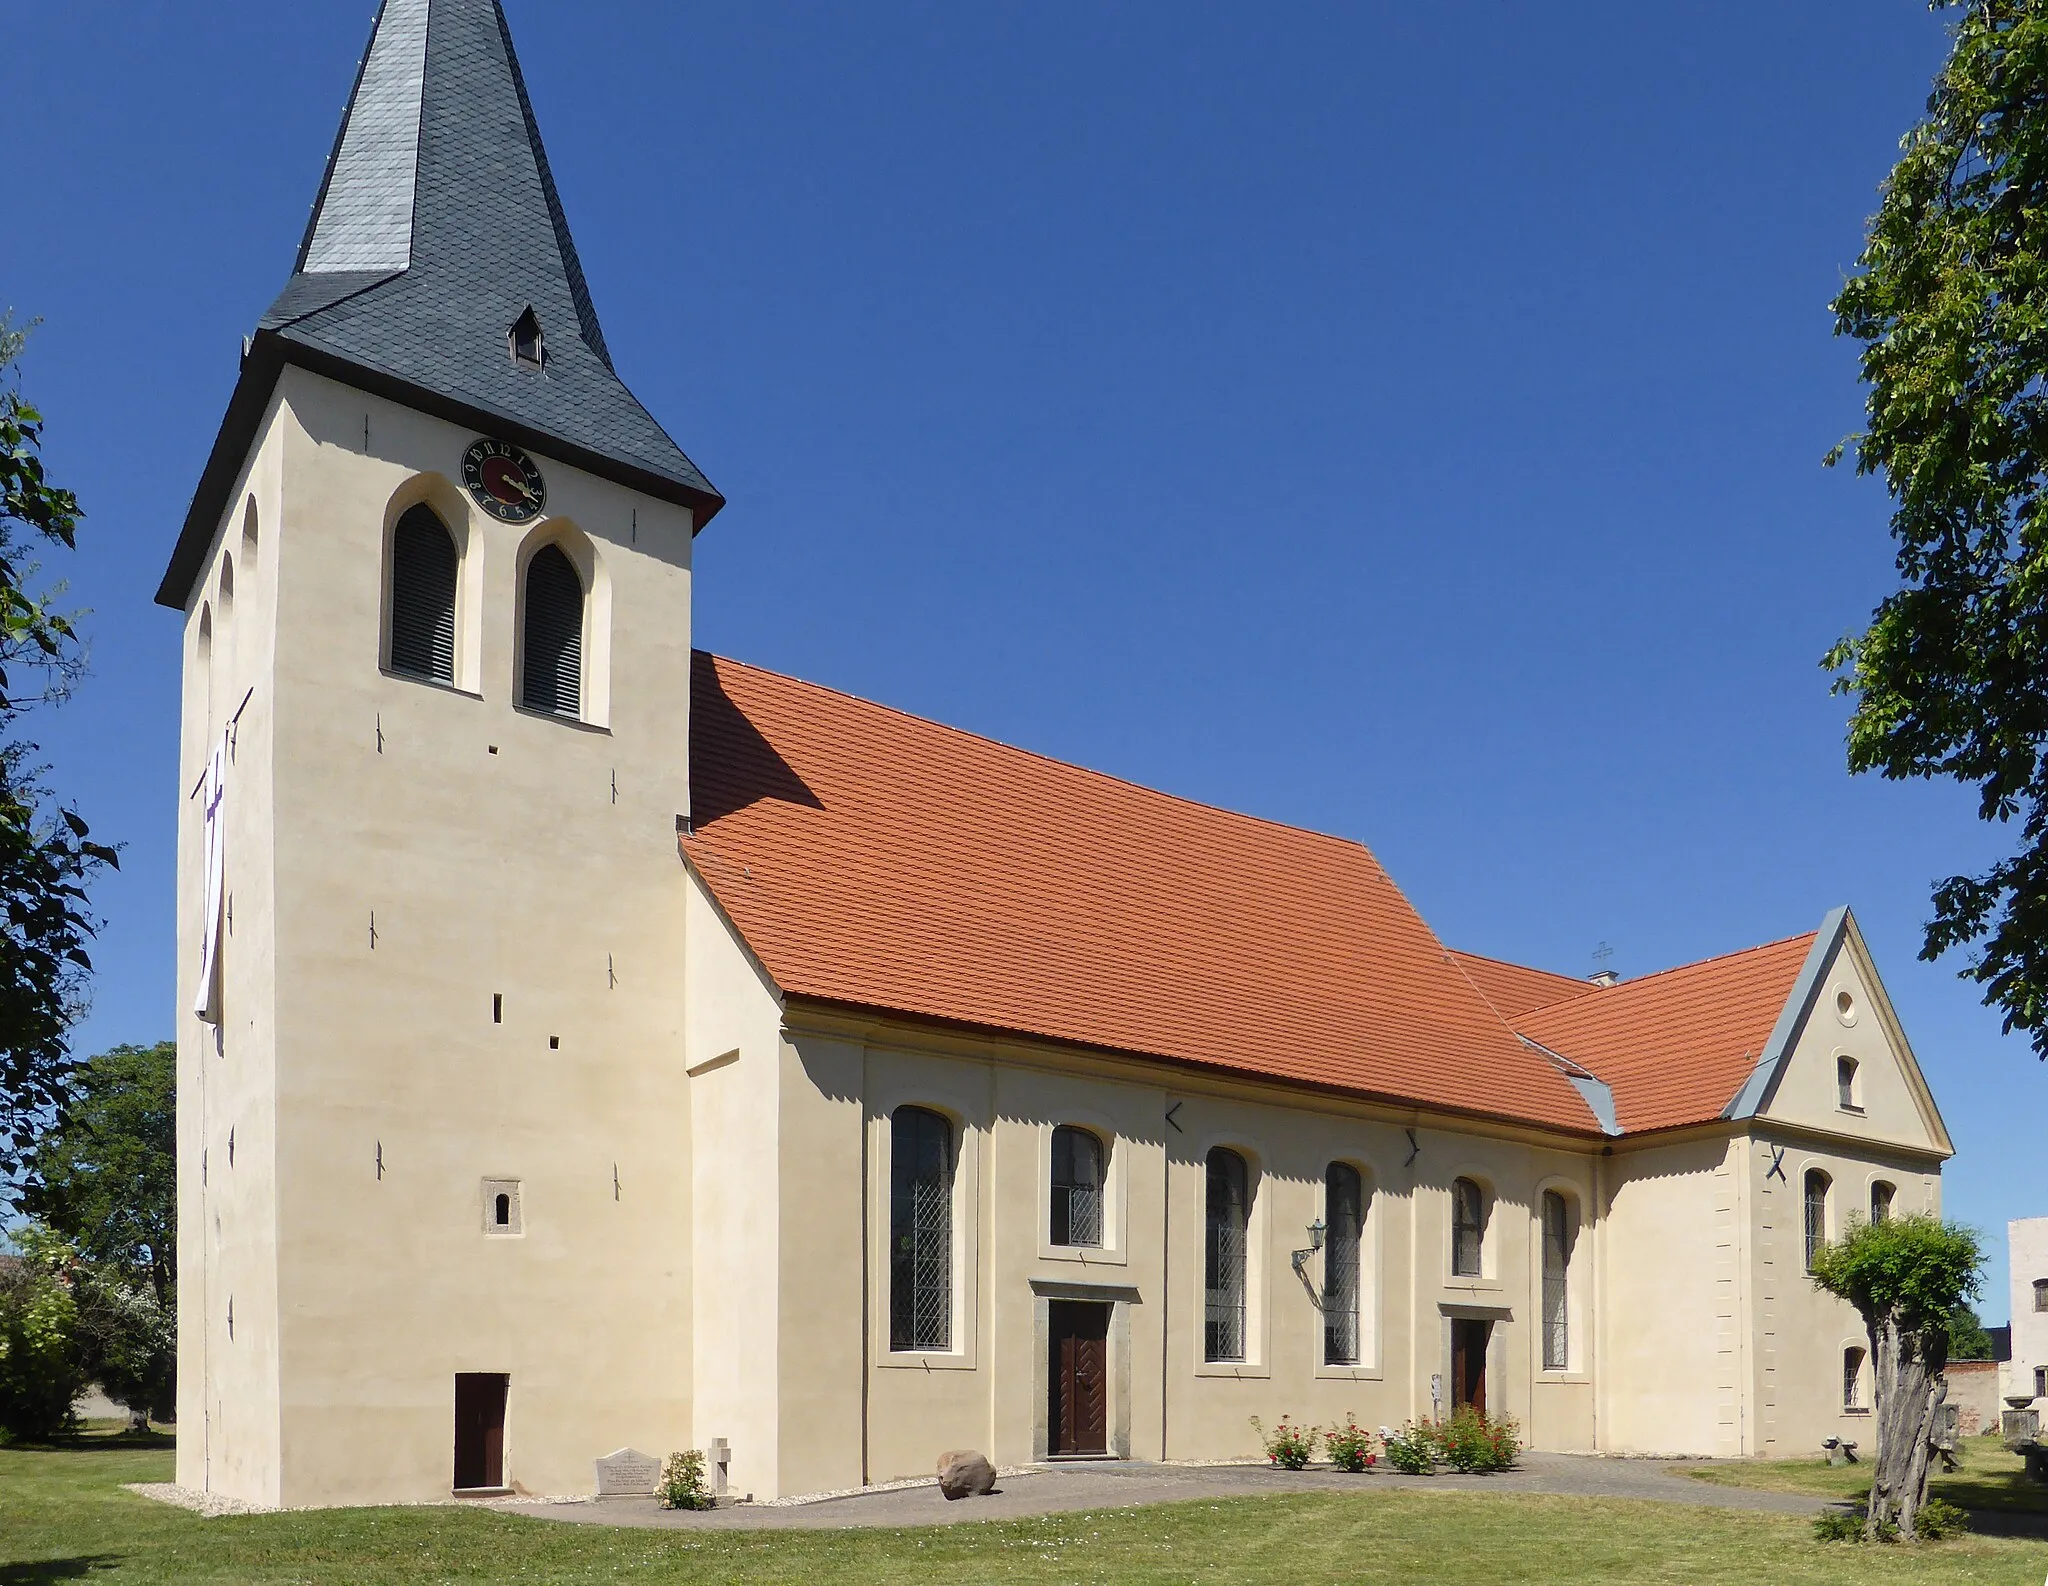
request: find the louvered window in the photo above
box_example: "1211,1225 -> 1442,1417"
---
1804,1170 -> 1830,1271
1452,1177 -> 1487,1277
520,544 -> 583,716
1542,1189 -> 1575,1370
1323,1163 -> 1363,1366
1204,1148 -> 1249,1362
889,1106 -> 953,1351
1050,1126 -> 1103,1247
389,505 -> 457,683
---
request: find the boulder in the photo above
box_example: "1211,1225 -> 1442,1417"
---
936,1449 -> 996,1500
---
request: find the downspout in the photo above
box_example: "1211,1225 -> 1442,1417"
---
1159,1113 -> 1171,1460
859,1093 -> 871,1487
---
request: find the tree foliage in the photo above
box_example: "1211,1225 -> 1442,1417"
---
1827,1 -> 2048,1054
0,318 -> 114,1175
1946,1301 -> 1996,1359
0,1225 -> 84,1440
1810,1215 -> 1984,1539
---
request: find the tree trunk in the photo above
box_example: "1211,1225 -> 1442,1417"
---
1863,1308 -> 1949,1540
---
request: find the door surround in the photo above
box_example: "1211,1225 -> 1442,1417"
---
1030,1279 -> 1136,1460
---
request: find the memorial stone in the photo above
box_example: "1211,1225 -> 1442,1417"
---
594,1447 -> 661,1498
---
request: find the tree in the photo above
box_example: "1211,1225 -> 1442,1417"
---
1946,1301 -> 1995,1360
0,1225 -> 84,1440
0,318 -> 115,1175
1827,2 -> 2048,1054
1809,1214 -> 1984,1540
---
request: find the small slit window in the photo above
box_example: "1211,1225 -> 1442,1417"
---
1451,1177 -> 1487,1278
1836,1056 -> 1861,1112
389,504 -> 459,684
481,1178 -> 521,1236
520,544 -> 583,717
1049,1125 -> 1103,1248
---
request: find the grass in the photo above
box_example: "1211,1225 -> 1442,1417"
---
2,1430 -> 2045,1584
1685,1435 -> 2048,1517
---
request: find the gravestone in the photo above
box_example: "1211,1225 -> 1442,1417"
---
2003,1406 -> 2041,1454
593,1447 -> 660,1498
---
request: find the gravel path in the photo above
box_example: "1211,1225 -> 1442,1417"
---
513,1453 -> 1834,1532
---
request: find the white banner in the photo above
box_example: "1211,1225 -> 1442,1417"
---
193,731 -> 228,1023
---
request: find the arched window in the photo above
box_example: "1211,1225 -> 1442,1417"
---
494,1193 -> 510,1227
1804,1169 -> 1831,1271
1843,1346 -> 1866,1410
1451,1177 -> 1487,1277
1323,1163 -> 1363,1366
889,1106 -> 953,1351
389,504 -> 458,684
1542,1190 -> 1576,1370
1870,1181 -> 1894,1224
520,543 -> 583,717
1837,1056 -> 1860,1110
1204,1148 -> 1249,1362
1049,1126 -> 1103,1247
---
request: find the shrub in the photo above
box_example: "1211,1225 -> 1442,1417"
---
1439,1406 -> 1519,1474
1381,1421 -> 1437,1474
657,1449 -> 715,1510
1248,1416 -> 1318,1470
1325,1417 -> 1377,1473
1913,1498 -> 1969,1540
0,1228 -> 84,1441
1812,1508 -> 1863,1542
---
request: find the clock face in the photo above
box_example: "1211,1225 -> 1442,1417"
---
461,439 -> 546,523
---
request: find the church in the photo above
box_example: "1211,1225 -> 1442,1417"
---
165,0 -> 1955,1508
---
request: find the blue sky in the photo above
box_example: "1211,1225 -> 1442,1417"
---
11,3 -> 2038,1315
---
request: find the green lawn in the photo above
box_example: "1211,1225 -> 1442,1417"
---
4,1432 -> 2046,1584
1685,1436 -> 2048,1517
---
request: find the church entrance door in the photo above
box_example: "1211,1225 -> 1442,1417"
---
1047,1301 -> 1110,1456
453,1373 -> 509,1490
1450,1319 -> 1490,1417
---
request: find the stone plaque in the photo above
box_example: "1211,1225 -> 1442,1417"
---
594,1446 -> 660,1498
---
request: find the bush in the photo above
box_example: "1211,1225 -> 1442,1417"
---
0,1228 -> 84,1441
1913,1498 -> 1969,1540
1382,1421 -> 1437,1474
1325,1417 -> 1377,1473
1439,1407 -> 1519,1474
1248,1416 -> 1318,1470
657,1449 -> 715,1510
1812,1508 -> 1864,1542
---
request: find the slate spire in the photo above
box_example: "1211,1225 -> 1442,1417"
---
161,0 -> 721,606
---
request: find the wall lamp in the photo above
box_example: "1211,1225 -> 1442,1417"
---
1289,1216 -> 1327,1280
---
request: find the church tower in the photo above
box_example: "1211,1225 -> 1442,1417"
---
161,0 -> 721,1505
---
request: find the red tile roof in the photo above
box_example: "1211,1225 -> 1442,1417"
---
1513,933 -> 1817,1133
1450,950 -> 1598,1020
685,653 -> 1602,1133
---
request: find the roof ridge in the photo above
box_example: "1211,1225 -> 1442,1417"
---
699,650 -> 1385,858
1449,946 -> 1591,981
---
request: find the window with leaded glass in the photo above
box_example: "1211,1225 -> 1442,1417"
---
1050,1126 -> 1104,1247
1869,1181 -> 1894,1224
1804,1169 -> 1830,1272
1541,1189 -> 1575,1371
889,1106 -> 954,1351
1204,1148 -> 1249,1362
1322,1163 -> 1363,1366
1451,1178 -> 1487,1278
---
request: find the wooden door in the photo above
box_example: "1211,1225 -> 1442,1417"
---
1450,1319 -> 1489,1417
453,1373 -> 508,1490
1048,1301 -> 1110,1455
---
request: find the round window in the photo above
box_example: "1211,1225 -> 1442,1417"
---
1835,990 -> 1857,1026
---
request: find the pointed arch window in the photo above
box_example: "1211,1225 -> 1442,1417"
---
1542,1190 -> 1576,1370
1804,1169 -> 1831,1271
1323,1163 -> 1363,1366
1049,1126 -> 1103,1248
1204,1148 -> 1249,1362
520,544 -> 583,717
388,504 -> 458,683
889,1106 -> 953,1351
1452,1177 -> 1488,1278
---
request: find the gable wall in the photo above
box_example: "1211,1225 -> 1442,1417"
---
1760,941 -> 1942,1153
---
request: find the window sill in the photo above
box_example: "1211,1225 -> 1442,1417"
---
1036,1244 -> 1129,1269
1195,1360 -> 1270,1380
1837,1104 -> 1865,1117
876,1349 -> 976,1372
1536,1371 -> 1592,1386
379,667 -> 481,700
1313,1362 -> 1384,1383
512,702 -> 611,735
1443,1279 -> 1504,1294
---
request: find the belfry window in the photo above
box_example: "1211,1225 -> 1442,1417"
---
889,1106 -> 953,1351
1204,1148 -> 1249,1362
1322,1163 -> 1363,1366
520,544 -> 583,717
1804,1169 -> 1831,1271
1049,1125 -> 1103,1248
1542,1190 -> 1575,1370
1451,1177 -> 1488,1278
509,306 -> 545,369
388,504 -> 458,684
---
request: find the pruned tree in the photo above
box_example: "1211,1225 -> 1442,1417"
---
1809,1214 -> 1984,1540
1826,1 -> 2048,1053
0,317 -> 115,1176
